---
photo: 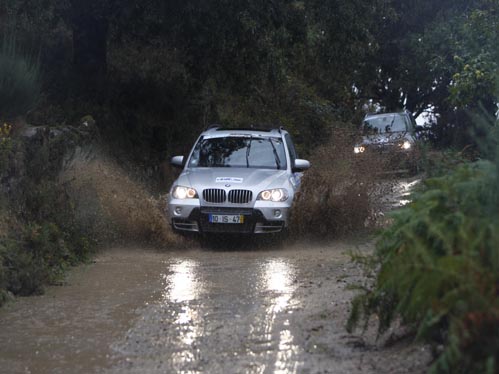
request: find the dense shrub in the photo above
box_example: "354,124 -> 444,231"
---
347,158 -> 499,373
0,219 -> 94,296
0,178 -> 96,299
0,125 -> 98,304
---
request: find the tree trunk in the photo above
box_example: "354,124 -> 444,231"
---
72,16 -> 108,76
69,2 -> 110,92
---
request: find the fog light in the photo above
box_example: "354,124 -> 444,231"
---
274,209 -> 282,218
174,207 -> 182,215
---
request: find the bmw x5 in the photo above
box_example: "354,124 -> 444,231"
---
167,126 -> 310,235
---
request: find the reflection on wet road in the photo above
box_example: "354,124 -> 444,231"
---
166,260 -> 202,302
163,259 -> 204,370
259,260 -> 300,374
377,177 -> 421,210
110,253 -> 304,373
394,179 -> 420,206
0,242 -> 430,374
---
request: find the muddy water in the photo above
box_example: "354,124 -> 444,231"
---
0,241 -> 430,374
0,248 -> 166,373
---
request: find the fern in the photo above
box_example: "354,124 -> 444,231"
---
348,159 -> 499,373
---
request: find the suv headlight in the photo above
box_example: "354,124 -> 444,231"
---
257,188 -> 289,202
399,141 -> 412,150
172,186 -> 198,199
354,146 -> 365,154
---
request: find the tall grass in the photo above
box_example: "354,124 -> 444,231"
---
347,115 -> 499,373
0,33 -> 40,119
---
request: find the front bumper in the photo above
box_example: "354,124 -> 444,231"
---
168,198 -> 290,234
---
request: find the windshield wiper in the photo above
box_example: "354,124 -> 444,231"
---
246,137 -> 252,168
269,138 -> 281,170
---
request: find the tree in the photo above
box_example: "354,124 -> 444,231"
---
355,0 -> 499,148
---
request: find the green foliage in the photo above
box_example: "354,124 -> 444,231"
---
0,218 -> 93,299
2,0 -> 402,158
0,33 -> 40,119
0,122 -> 13,173
366,0 -> 499,148
0,127 -> 96,306
348,158 -> 499,373
2,0 -> 498,154
0,213 -> 94,304
447,7 -> 499,111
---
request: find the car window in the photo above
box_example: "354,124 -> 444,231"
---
363,114 -> 408,134
188,136 -> 287,170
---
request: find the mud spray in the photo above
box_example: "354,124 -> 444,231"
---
61,148 -> 185,248
289,127 -> 399,238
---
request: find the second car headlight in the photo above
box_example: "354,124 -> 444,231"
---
257,188 -> 289,202
399,141 -> 412,150
172,186 -> 198,199
354,146 -> 365,154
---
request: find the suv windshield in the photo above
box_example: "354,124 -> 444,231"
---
188,136 -> 287,170
363,114 -> 408,135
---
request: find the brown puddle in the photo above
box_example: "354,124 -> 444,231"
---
0,242 -> 430,374
0,247 -> 169,374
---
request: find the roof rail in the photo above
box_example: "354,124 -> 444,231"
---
206,124 -> 222,131
205,124 -> 285,133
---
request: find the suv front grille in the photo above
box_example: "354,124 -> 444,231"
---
228,189 -> 252,204
203,189 -> 253,204
203,189 -> 227,203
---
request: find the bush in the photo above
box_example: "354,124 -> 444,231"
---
0,126 -> 97,305
347,159 -> 499,373
0,177 -> 97,299
0,219 -> 91,297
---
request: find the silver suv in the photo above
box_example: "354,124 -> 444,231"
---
354,111 -> 418,155
167,126 -> 310,234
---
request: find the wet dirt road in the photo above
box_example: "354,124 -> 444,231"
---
0,239 -> 430,374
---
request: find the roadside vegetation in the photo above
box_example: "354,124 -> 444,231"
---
343,3 -> 499,368
0,33 -> 181,306
0,117 -> 97,303
347,113 -> 499,373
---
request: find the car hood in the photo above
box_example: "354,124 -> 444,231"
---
360,131 -> 411,145
178,168 -> 290,190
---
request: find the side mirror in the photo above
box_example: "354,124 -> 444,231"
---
170,155 -> 185,168
293,159 -> 310,172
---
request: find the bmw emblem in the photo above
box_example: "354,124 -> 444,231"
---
225,184 -> 231,187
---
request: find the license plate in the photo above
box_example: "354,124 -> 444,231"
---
209,214 -> 245,224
